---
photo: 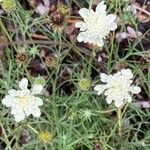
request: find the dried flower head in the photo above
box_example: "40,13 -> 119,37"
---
45,56 -> 57,68
39,131 -> 52,144
79,78 -> 91,91
1,0 -> 16,12
94,69 -> 141,107
20,129 -> 31,144
16,51 -> 27,64
75,1 -> 117,47
50,11 -> 65,27
57,4 -> 70,15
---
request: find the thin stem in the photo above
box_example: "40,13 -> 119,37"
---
96,108 -> 117,114
27,124 -> 38,134
0,123 -> 12,150
89,0 -> 94,10
117,107 -> 122,136
0,17 -> 16,50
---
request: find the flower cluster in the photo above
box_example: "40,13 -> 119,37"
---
1,1 -> 141,125
75,1 -> 117,47
94,69 -> 141,107
2,78 -> 43,122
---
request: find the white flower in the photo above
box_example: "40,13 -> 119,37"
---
94,69 -> 141,107
2,78 -> 43,122
75,1 -> 117,47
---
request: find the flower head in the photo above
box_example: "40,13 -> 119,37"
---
94,69 -> 141,107
1,0 -> 16,12
16,51 -> 28,65
45,55 -> 57,68
75,1 -> 117,47
2,78 -> 43,122
79,78 -> 91,91
57,4 -> 70,15
39,131 -> 52,144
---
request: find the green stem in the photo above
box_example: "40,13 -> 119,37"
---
96,108 -> 117,114
117,107 -> 122,136
0,123 -> 12,150
27,124 -> 38,134
0,17 -> 16,50
89,0 -> 94,10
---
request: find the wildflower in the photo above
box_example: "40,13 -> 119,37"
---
39,131 -> 52,144
79,78 -> 91,91
1,0 -> 16,12
94,69 -> 141,107
2,78 -> 43,122
75,1 -> 117,47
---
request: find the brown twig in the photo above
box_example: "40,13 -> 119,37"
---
134,5 -> 150,16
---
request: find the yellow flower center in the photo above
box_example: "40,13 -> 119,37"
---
17,94 -> 31,106
39,131 -> 52,144
110,80 -> 125,93
88,16 -> 101,34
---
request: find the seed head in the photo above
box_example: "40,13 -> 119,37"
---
45,56 -> 57,68
39,131 -> 52,144
79,78 -> 91,91
1,0 -> 16,12
16,51 -> 27,64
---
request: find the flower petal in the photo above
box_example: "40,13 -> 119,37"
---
114,99 -> 123,107
13,111 -> 25,122
24,105 -> 32,116
35,97 -> 43,106
100,73 -> 108,83
121,69 -> 133,79
77,32 -> 86,42
106,96 -> 113,104
2,95 -> 13,107
106,14 -> 116,23
94,84 -> 106,95
8,89 -> 18,97
95,38 -> 104,47
78,8 -> 89,20
110,23 -> 117,31
126,94 -> 132,103
75,21 -> 87,31
31,107 -> 41,118
31,84 -> 43,95
96,1 -> 106,15
19,78 -> 28,90
131,86 -> 141,94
